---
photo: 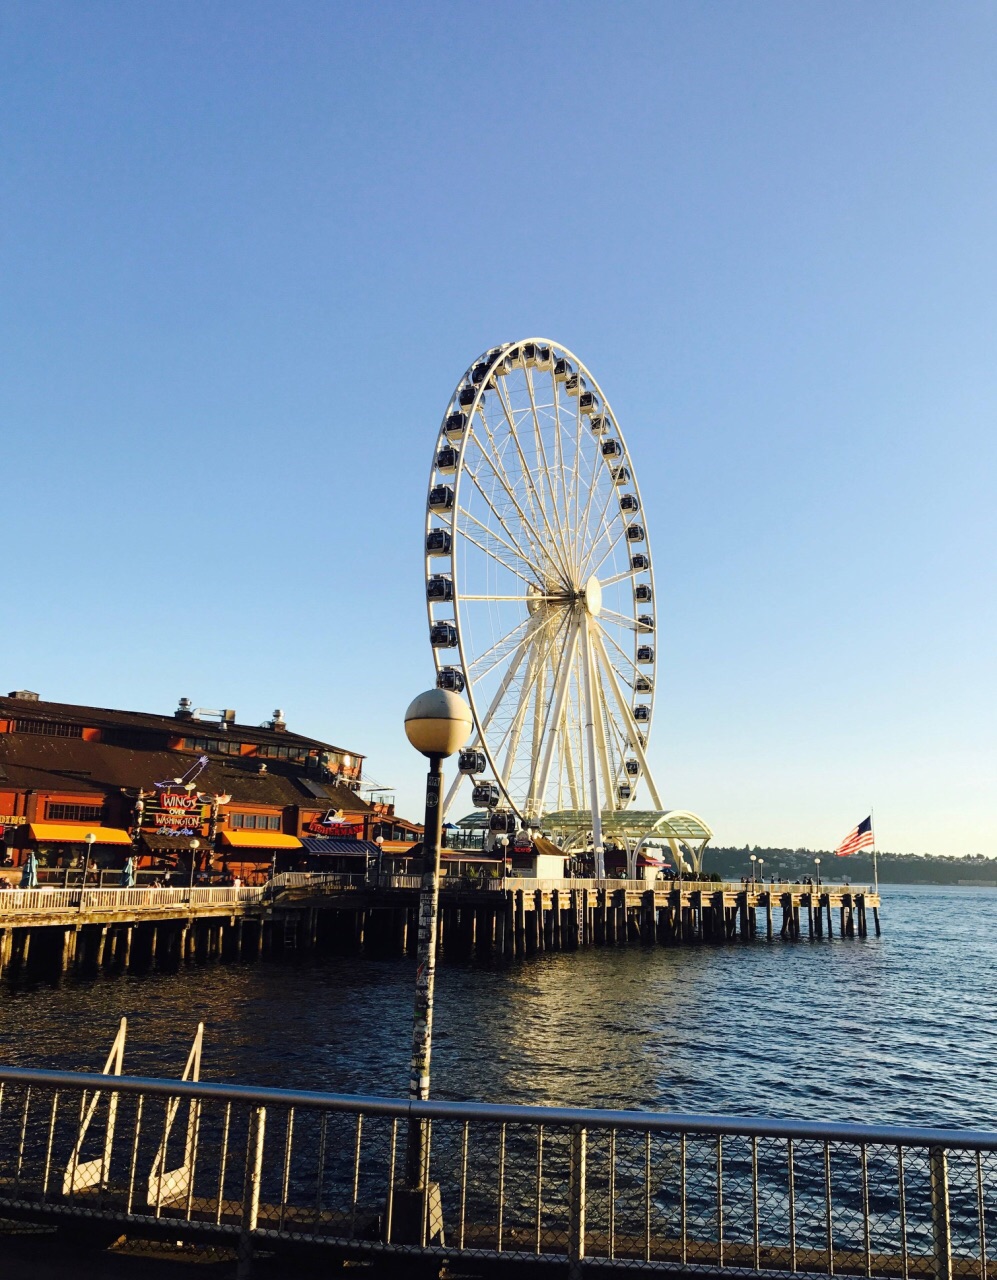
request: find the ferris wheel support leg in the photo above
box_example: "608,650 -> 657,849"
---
533,615 -> 580,819
590,627 -> 664,810
581,619 -> 605,879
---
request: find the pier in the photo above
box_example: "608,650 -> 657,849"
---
0,876 -> 880,980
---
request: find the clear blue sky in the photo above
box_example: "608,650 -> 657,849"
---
3,1 -> 995,856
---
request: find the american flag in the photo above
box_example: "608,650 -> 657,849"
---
836,815 -> 874,857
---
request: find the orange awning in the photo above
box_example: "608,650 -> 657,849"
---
220,831 -> 302,849
29,823 -> 132,846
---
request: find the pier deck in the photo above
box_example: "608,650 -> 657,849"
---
0,878 -> 880,979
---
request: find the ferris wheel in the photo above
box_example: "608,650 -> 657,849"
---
424,339 -> 665,869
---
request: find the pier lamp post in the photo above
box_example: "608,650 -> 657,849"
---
401,689 -> 472,1242
189,838 -> 200,893
79,832 -> 96,911
375,834 -> 384,887
750,853 -> 757,886
758,857 -> 765,886
814,857 -> 821,890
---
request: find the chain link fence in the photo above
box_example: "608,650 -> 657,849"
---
1,1066 -> 994,1277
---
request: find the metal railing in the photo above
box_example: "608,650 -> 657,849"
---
0,1063 -> 989,1277
265,872 -> 366,893
0,886 -> 264,914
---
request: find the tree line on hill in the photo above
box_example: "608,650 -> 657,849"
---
703,846 -> 995,885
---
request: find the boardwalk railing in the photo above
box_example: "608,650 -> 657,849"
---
0,886 -> 264,914
0,1064 -> 989,1278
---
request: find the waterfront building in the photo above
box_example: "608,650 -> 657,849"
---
0,690 -> 420,881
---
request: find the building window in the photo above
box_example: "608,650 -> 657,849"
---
256,743 -> 308,764
229,813 -> 281,831
181,736 -> 243,755
45,802 -> 103,822
15,720 -> 84,738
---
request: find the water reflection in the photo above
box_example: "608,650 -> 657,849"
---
1,885 -> 994,1128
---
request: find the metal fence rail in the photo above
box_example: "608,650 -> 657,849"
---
0,1065 -> 992,1277
0,886 -> 264,914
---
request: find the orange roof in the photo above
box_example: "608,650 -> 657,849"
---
29,823 -> 132,845
220,830 -> 302,849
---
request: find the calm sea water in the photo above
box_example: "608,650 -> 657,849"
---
1,884 -> 994,1130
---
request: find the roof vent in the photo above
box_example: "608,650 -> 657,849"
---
175,697 -> 194,720
8,690 -> 39,701
270,708 -> 286,732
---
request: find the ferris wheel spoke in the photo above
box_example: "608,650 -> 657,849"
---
471,404 -> 569,584
590,627 -> 663,808
457,503 -> 548,584
467,616 -> 536,682
441,629 -> 533,818
600,607 -> 640,632
462,449 -> 551,576
492,379 -> 574,584
595,621 -> 639,682
497,634 -> 543,787
568,391 -> 585,584
549,382 -> 577,580
573,445 -> 605,577
479,388 -> 547,538
585,517 -> 630,582
524,366 -> 570,553
578,479 -> 622,578
599,568 -> 637,588
494,612 -> 567,794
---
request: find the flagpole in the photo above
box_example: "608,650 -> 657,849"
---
871,806 -> 878,895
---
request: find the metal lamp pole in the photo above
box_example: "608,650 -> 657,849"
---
758,857 -> 765,886
79,832 -> 96,911
375,834 -> 384,888
189,838 -> 200,897
815,857 -> 821,890
750,853 -> 756,887
401,689 -> 472,1242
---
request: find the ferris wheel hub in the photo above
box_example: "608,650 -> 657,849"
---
583,575 -> 603,617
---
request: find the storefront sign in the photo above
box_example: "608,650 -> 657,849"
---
306,812 -> 362,837
143,789 -> 208,838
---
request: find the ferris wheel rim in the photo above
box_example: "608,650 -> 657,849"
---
424,338 -> 659,828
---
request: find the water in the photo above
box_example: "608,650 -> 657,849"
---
1,884 -> 995,1130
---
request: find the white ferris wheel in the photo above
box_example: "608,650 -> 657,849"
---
424,340 -> 710,877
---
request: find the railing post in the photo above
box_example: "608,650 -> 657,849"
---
930,1145 -> 952,1280
568,1124 -> 587,1277
236,1105 -> 266,1280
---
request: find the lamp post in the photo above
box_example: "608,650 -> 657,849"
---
79,832 -> 96,911
499,834 -> 509,881
814,856 -> 821,890
758,857 -> 765,886
749,853 -> 757,887
375,834 -> 385,887
401,688 -> 472,1243
189,838 -> 200,895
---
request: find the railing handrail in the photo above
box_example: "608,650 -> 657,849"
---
0,885 -> 265,912
0,1062 -> 989,1149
